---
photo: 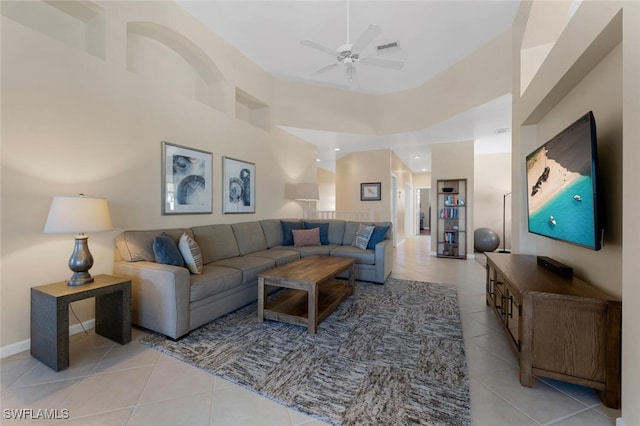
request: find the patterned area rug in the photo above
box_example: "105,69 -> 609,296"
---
141,278 -> 471,425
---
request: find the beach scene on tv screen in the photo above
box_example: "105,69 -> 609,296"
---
526,120 -> 596,248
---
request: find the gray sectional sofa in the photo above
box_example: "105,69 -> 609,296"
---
113,219 -> 393,339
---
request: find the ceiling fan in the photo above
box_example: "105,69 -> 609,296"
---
300,3 -> 403,88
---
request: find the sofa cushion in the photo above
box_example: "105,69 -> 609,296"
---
116,228 -> 191,262
178,233 -> 203,274
331,245 -> 376,265
281,220 -> 303,246
352,224 -> 375,250
293,228 -> 321,247
322,219 -> 346,245
212,256 -> 275,285
342,222 -> 361,246
232,222 -> 268,255
302,221 -> 329,245
259,219 -> 284,248
192,224 -> 240,263
246,249 -> 299,266
189,265 -> 242,302
367,225 -> 391,249
291,245 -> 335,257
153,233 -> 185,267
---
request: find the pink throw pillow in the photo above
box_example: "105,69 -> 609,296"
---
292,227 -> 321,247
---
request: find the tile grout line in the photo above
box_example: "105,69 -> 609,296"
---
542,405 -> 601,426
124,354 -> 162,426
2,358 -> 40,390
470,377 -> 543,425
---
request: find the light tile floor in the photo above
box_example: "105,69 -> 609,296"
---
1,236 -> 621,425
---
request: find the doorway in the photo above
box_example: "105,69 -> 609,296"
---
391,175 -> 397,246
416,188 -> 431,236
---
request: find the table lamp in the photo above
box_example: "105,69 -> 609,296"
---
44,195 -> 113,286
295,183 -> 319,219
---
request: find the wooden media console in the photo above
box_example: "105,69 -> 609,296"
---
484,253 -> 621,408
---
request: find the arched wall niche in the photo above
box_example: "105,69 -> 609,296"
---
127,21 -> 226,112
1,0 -> 105,59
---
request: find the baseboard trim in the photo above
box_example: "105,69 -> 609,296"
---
0,319 -> 95,359
616,417 -> 625,426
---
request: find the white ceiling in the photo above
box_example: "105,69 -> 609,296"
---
177,0 -> 519,172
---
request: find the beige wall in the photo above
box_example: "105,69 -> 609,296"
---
333,150 -> 412,243
316,168 -> 336,212
335,149 -> 391,222
474,153 -> 511,249
430,141 -> 475,255
412,172 -> 432,188
273,79 -> 378,134
0,1 -> 316,350
391,152 -> 413,242
377,30 -> 512,135
621,2 -> 640,424
512,2 -> 638,423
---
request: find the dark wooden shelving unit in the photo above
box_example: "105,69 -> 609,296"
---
436,179 -> 467,259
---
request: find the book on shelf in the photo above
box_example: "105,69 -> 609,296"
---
439,207 -> 459,218
443,231 -> 457,244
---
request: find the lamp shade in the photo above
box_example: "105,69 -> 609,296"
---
294,183 -> 319,201
44,195 -> 113,234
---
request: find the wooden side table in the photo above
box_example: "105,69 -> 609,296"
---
31,274 -> 131,371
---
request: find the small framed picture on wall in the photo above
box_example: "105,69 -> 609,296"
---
361,182 -> 381,201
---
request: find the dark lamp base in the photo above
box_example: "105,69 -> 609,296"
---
67,271 -> 94,286
67,235 -> 95,286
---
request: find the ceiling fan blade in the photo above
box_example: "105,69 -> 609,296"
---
360,56 -> 404,70
311,63 -> 339,75
300,39 -> 337,57
351,24 -> 382,53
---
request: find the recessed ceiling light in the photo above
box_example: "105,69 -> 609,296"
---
414,156 -> 420,159
421,168 -> 427,172
334,148 -> 341,151
316,158 -> 320,162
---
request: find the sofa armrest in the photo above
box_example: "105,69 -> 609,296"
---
113,260 -> 191,339
374,239 -> 393,283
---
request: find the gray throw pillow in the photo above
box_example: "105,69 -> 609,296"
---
352,224 -> 375,250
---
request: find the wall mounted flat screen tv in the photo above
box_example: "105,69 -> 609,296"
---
525,111 -> 602,250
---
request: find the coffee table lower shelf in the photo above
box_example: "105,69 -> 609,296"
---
262,280 -> 352,332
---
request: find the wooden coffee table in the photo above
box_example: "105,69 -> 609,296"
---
257,255 -> 355,333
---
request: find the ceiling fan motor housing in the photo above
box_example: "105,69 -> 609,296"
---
337,44 -> 359,62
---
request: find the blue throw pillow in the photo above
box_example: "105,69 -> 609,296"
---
303,222 -> 329,245
153,232 -> 185,267
367,225 -> 390,249
281,221 -> 303,246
